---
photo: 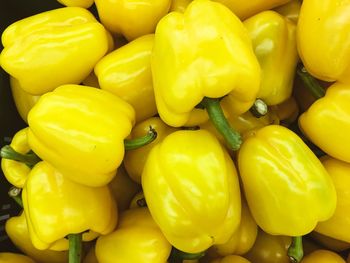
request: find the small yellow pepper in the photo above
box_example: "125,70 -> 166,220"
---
0,7 -> 110,95
243,11 -> 298,105
310,232 -> 350,252
210,255 -> 251,263
95,34 -> 157,123
238,125 -> 336,236
142,130 -> 241,253
5,212 -> 68,263
22,161 -> 118,251
57,0 -> 94,8
96,208 -> 172,263
152,0 -> 260,127
124,117 -> 177,184
274,0 -> 301,23
297,0 -> 350,83
170,0 -> 192,12
0,253 -> 36,263
94,0 -> 171,41
27,84 -> 135,187
301,250 -> 346,263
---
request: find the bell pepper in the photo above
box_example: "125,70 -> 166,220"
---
170,0 -> 192,12
238,125 -> 336,236
313,157 -> 350,243
22,161 -> 118,251
5,212 -> 68,263
95,34 -> 158,123
310,232 -> 350,252
274,0 -> 301,23
10,77 -> 39,124
243,10 -> 298,106
301,250 -> 346,263
0,7 -> 110,95
210,255 -> 251,263
270,96 -> 299,126
212,0 -> 291,20
142,129 -> 241,253
152,0 -> 261,128
299,82 -> 350,163
124,117 -> 177,184
95,208 -> 172,263
27,84 -> 135,187
0,253 -> 36,263
94,0 -> 171,41
57,0 -> 94,8
297,0 -> 350,83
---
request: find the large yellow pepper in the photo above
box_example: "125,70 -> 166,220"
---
22,161 -> 118,251
96,208 -> 172,263
0,253 -> 35,263
57,0 -> 94,8
170,0 -> 192,12
212,0 -> 291,20
0,7 -> 110,95
124,117 -> 177,184
95,34 -> 157,123
299,82 -> 350,163
274,0 -> 301,24
243,10 -> 298,106
301,250 -> 346,263
297,0 -> 350,83
27,84 -> 135,187
94,0 -> 171,41
210,255 -> 251,263
238,125 -> 336,236
152,0 -> 260,128
142,129 -> 241,253
5,212 -> 68,263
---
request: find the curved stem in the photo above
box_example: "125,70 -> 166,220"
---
297,65 -> 325,99
8,187 -> 23,208
201,97 -> 242,151
68,233 -> 82,263
168,247 -> 205,263
1,145 -> 41,168
124,127 -> 157,151
250,98 -> 268,118
288,236 -> 303,263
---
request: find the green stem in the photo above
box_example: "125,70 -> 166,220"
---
168,247 -> 205,263
8,187 -> 23,208
297,65 -> 325,99
1,145 -> 41,168
201,97 -> 242,151
288,236 -> 303,263
68,233 -> 82,263
250,98 -> 268,118
124,127 -> 157,151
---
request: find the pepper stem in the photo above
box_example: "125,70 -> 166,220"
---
168,247 -> 205,263
250,98 -> 268,118
288,236 -> 303,263
124,127 -> 157,151
1,145 -> 41,168
68,233 -> 82,263
296,65 -> 325,99
201,97 -> 242,151
8,187 -> 23,208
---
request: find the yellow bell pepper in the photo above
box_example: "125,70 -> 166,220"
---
124,117 -> 177,184
27,84 -> 135,187
0,7 -> 110,95
243,10 -> 298,106
94,0 -> 171,41
57,0 -> 94,8
152,0 -> 260,128
95,208 -> 172,263
274,0 -> 301,23
5,212 -> 68,263
310,232 -> 350,252
142,129 -> 241,253
10,77 -> 39,124
313,157 -> 350,243
0,253 -> 36,263
299,82 -> 350,163
170,0 -> 192,12
301,250 -> 346,263
212,0 -> 291,20
22,161 -> 118,251
95,34 -> 157,123
210,255 -> 251,263
297,0 -> 350,83
238,125 -> 336,236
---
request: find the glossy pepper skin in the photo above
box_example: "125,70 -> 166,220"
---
0,253 -> 35,263
124,117 -> 177,184
297,0 -> 350,83
243,11 -> 298,105
301,250 -> 346,263
95,0 -> 171,41
0,7 -> 110,95
238,125 -> 336,236
152,0 -> 261,127
211,255 -> 251,263
299,83 -> 350,163
95,34 -> 157,123
27,84 -> 135,187
96,208 -> 172,263
57,0 -> 94,8
274,0 -> 301,24
1,128 -> 31,188
5,212 -> 68,263
142,130 -> 241,253
170,0 -> 192,12
22,161 -> 118,251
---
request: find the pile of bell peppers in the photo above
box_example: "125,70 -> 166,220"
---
1,0 -> 350,262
